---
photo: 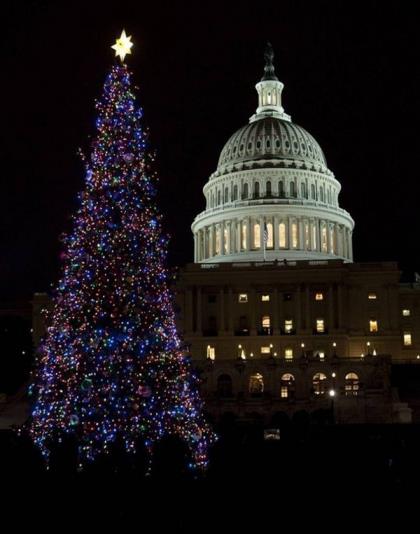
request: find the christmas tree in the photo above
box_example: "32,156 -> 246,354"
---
28,31 -> 215,471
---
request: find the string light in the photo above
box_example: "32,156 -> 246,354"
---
27,62 -> 215,471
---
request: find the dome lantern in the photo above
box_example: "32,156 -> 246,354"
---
250,43 -> 291,123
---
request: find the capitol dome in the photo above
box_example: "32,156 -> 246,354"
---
192,44 -> 354,264
217,117 -> 327,174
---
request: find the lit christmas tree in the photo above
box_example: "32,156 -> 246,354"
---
28,31 -> 215,471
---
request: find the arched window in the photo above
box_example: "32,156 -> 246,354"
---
313,373 -> 327,396
249,373 -> 264,396
243,182 -> 249,199
211,193 -> 214,208
254,182 -> 260,198
217,374 -> 233,398
311,184 -> 316,199
233,184 -> 238,201
266,181 -> 272,197
281,373 -> 295,399
279,222 -> 287,248
301,182 -> 306,198
261,315 -> 271,335
279,180 -> 284,197
290,181 -> 296,197
266,222 -> 273,248
319,187 -> 324,202
345,373 -> 359,396
253,222 -> 261,249
224,187 -> 229,203
217,190 -> 221,205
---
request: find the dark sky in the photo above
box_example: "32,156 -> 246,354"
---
2,0 -> 420,301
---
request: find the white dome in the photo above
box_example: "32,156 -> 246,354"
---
192,45 -> 354,264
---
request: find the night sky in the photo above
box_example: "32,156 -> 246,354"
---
2,0 -> 420,301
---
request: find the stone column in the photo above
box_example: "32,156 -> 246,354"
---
288,217 -> 293,249
326,222 -> 332,254
274,215 -> 279,250
259,215 -> 265,253
298,219 -> 304,252
246,217 -> 251,252
349,231 -> 353,261
209,225 -> 214,258
193,233 -> 198,262
221,221 -> 225,256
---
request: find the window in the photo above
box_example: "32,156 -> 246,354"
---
254,182 -> 260,198
215,227 -> 221,255
207,345 -> 215,360
368,293 -> 377,300
217,374 -> 232,397
311,183 -> 316,199
253,222 -> 261,249
369,320 -> 378,333
313,373 -> 327,395
241,221 -> 247,250
249,373 -> 264,395
321,226 -> 327,252
261,315 -> 271,329
261,346 -> 271,354
238,293 -> 248,303
315,293 -> 324,301
291,222 -> 298,248
224,187 -> 229,203
284,319 -> 294,334
404,332 -> 412,346
290,181 -> 296,197
261,294 -> 270,302
316,351 -> 325,360
316,319 -> 325,333
279,180 -> 284,197
279,222 -> 287,248
284,348 -> 293,360
345,373 -> 359,396
301,182 -> 307,198
243,183 -> 249,199
281,373 -> 295,398
266,222 -> 273,248
266,181 -> 272,196
402,309 -> 411,317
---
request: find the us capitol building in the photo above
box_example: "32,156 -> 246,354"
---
173,45 -> 420,425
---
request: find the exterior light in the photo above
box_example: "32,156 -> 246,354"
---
332,372 -> 336,378
417,355 -> 420,360
301,342 -> 305,348
373,349 -> 377,356
366,341 -> 371,347
329,389 -> 336,397
269,344 -> 273,348
274,352 -> 277,357
238,344 -> 242,349
250,352 -> 254,357
361,353 -> 365,359
332,342 -> 337,347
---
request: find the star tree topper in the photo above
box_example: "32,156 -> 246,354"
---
111,30 -> 133,62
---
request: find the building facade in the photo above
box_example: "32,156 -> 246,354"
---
175,45 -> 419,424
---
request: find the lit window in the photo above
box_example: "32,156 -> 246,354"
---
266,222 -> 273,248
402,309 -> 411,317
313,373 -> 327,395
404,332 -> 412,346
215,227 -> 221,255
281,373 -> 295,398
316,319 -> 325,333
261,316 -> 271,329
241,221 -> 247,250
261,294 -> 270,302
318,351 -> 325,360
345,373 -> 359,396
321,226 -> 327,252
261,346 -> 271,354
369,320 -> 378,333
249,373 -> 264,395
207,345 -> 215,360
253,222 -> 261,249
279,222 -> 286,248
292,222 -> 298,248
284,348 -> 293,360
368,293 -> 377,300
315,293 -> 324,301
284,319 -> 294,334
238,293 -> 248,303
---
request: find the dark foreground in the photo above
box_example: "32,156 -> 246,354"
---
1,420 -> 419,529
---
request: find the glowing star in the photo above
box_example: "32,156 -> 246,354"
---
111,30 -> 133,62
